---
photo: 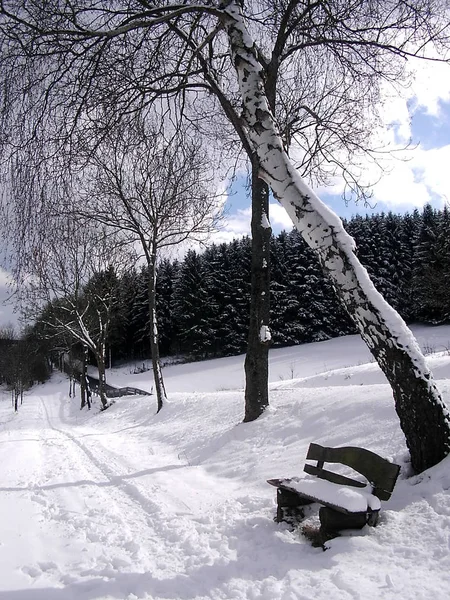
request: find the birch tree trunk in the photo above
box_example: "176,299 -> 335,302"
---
148,245 -> 167,413
222,0 -> 450,473
244,162 -> 272,421
80,357 -> 87,409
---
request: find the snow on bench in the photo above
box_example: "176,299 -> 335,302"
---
284,476 -> 381,513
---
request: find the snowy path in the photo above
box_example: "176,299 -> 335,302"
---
0,391 -> 243,598
1,387 -> 296,600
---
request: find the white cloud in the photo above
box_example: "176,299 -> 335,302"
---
410,59 -> 450,117
366,142 -> 450,210
371,158 -> 431,208
311,58 -> 450,213
212,201 -> 293,244
410,144 -> 450,204
224,207 -> 252,234
379,88 -> 413,144
379,59 -> 450,141
269,202 -> 293,230
210,207 -> 252,244
0,267 -> 11,287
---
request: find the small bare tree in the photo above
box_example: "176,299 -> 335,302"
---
23,220 -> 129,410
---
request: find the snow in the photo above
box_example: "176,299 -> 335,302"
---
260,324 -> 272,343
286,478 -> 382,512
261,212 -> 271,229
2,323 -> 450,599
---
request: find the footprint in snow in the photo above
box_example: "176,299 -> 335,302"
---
331,570 -> 360,599
21,565 -> 42,579
30,493 -> 48,507
38,561 -> 58,572
124,540 -> 141,555
22,562 -> 58,579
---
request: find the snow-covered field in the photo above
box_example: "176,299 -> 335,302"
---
1,324 -> 450,599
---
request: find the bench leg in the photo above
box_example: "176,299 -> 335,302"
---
319,507 -> 368,532
367,510 -> 379,527
276,488 -> 313,524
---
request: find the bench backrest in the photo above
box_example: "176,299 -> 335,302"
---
304,443 -> 400,501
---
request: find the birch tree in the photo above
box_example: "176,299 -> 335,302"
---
22,220 -> 127,410
1,0 -> 450,472
222,1 -> 450,473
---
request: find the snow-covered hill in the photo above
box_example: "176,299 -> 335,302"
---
1,324 -> 450,599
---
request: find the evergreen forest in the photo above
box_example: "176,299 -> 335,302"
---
28,204 -> 450,367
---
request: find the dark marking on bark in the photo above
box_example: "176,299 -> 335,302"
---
255,107 -> 270,122
254,122 -> 265,135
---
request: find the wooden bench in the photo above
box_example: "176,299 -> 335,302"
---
267,443 -> 400,533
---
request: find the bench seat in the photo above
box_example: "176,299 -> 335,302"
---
275,476 -> 381,513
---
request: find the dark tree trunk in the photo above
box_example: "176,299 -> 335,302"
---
96,350 -> 109,410
148,246 -> 167,413
82,345 -> 91,410
68,349 -> 74,398
80,367 -> 86,409
244,162 -> 272,422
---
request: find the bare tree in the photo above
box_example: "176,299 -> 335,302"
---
0,326 -> 27,410
1,1 -> 450,472
69,115 -> 221,412
22,219 -> 129,410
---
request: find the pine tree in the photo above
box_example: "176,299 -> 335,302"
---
270,231 -> 294,346
156,259 -> 179,357
413,205 -> 450,322
213,239 -> 251,356
413,204 -> 441,322
172,250 -> 216,359
130,266 -> 153,359
397,210 -> 421,321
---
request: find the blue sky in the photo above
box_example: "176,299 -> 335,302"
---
219,99 -> 450,240
216,60 -> 450,242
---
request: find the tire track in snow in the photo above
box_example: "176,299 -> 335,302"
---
39,394 -> 194,519
40,395 -> 164,515
36,393 -> 240,582
32,392 -> 304,600
30,394 -> 184,582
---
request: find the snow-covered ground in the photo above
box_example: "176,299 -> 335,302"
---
1,324 -> 450,599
